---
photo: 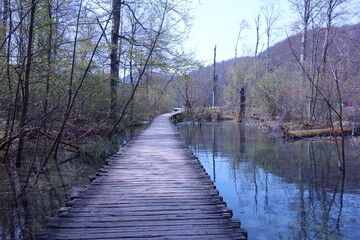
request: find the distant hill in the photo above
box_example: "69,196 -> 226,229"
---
191,22 -> 360,76
185,22 -> 360,120
259,23 -> 360,72
196,22 -> 360,76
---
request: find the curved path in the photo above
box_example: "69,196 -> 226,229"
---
37,112 -> 247,240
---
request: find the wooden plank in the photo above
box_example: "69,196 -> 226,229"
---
36,112 -> 247,240
59,209 -> 231,217
70,199 -> 226,207
39,231 -> 240,239
45,219 -> 239,230
62,205 -> 227,213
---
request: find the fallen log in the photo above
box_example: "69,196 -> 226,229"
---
282,126 -> 358,139
0,128 -> 40,151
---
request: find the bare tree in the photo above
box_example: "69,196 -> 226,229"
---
254,13 -> 262,61
15,0 -> 37,168
261,2 -> 279,73
288,0 -> 314,63
111,0 -> 171,132
234,20 -> 248,66
288,0 -> 322,119
311,0 -> 348,122
212,45 -> 217,107
1,0 -> 11,140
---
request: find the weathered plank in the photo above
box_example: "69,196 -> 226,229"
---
36,112 -> 247,240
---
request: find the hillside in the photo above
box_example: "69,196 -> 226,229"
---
183,23 -> 360,124
261,23 -> 360,71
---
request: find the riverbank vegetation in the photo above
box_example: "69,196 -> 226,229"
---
178,1 -> 360,141
1,0 -> 359,172
0,1 -> 194,238
2,0 -> 359,166
0,0 -> 359,238
0,0 -> 195,171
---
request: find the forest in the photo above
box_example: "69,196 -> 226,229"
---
1,0 -> 359,170
0,0 -> 359,238
0,0 -> 195,170
183,1 -> 360,131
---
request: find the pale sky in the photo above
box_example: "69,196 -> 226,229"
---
184,0 -> 294,65
185,0 -> 360,65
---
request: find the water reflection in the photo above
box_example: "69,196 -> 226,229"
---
0,127 -> 143,239
177,122 -> 360,240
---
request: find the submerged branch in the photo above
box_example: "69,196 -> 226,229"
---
0,128 -> 80,153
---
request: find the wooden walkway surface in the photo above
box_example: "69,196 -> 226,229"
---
37,112 -> 247,240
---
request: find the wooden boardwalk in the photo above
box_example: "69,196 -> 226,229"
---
37,112 -> 247,240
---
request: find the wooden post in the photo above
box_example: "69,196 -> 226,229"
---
237,88 -> 246,122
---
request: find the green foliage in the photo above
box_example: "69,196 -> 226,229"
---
223,57 -> 255,110
252,72 -> 282,116
293,119 -> 312,126
0,0 -> 196,169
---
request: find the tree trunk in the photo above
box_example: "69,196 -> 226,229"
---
109,0 -> 121,120
300,0 -> 310,64
313,0 -> 335,122
309,27 -> 320,122
254,14 -> 261,61
3,0 -> 12,140
67,0 -> 82,111
301,0 -> 310,119
43,0 -> 54,133
212,45 -> 217,107
237,88 -> 246,122
16,0 -> 36,168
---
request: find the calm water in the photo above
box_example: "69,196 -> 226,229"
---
0,127 -> 144,239
177,121 -> 360,240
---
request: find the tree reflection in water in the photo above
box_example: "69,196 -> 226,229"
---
1,153 -> 87,240
0,127 -> 143,239
177,121 -> 360,240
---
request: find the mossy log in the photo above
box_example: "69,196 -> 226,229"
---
282,126 -> 357,139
